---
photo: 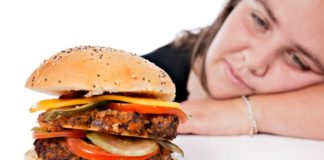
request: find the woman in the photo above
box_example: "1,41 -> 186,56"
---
144,0 -> 324,140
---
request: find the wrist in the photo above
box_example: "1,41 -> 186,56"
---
231,98 -> 252,135
242,96 -> 258,135
248,96 -> 266,134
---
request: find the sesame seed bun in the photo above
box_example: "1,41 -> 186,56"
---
25,46 -> 175,101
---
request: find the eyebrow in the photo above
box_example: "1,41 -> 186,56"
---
255,0 -> 278,25
295,45 -> 324,74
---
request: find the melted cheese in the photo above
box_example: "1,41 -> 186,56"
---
30,95 -> 181,112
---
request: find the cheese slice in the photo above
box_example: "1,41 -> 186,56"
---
62,125 -> 100,131
30,95 -> 181,113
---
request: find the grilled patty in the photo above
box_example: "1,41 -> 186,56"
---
34,138 -> 173,160
38,107 -> 179,140
34,138 -> 84,160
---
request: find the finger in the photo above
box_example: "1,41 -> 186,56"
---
177,120 -> 194,134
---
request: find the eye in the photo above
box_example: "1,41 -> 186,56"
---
251,12 -> 269,30
287,51 -> 310,71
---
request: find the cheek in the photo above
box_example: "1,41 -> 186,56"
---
275,73 -> 324,91
255,64 -> 324,93
206,7 -> 254,66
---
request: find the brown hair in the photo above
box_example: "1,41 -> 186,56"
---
170,0 -> 241,94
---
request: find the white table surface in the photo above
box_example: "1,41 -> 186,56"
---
172,134 -> 324,160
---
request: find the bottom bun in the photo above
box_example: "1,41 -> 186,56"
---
24,149 -> 39,160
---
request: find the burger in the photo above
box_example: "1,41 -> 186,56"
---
24,46 -> 187,160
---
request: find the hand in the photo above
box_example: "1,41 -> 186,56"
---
177,97 -> 250,136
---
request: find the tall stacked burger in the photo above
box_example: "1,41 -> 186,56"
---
24,46 -> 187,160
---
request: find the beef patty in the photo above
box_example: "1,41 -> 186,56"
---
38,106 -> 179,141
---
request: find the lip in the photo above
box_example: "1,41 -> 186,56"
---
224,60 -> 252,90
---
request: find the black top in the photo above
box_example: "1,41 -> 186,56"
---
143,44 -> 191,102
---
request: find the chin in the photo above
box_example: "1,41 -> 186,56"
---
209,89 -> 237,99
208,83 -> 248,99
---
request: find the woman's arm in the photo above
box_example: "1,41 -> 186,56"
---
178,83 -> 324,140
253,83 -> 324,140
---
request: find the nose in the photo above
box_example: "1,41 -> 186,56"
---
250,63 -> 268,77
243,46 -> 277,77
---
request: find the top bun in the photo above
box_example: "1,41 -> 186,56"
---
25,46 -> 175,101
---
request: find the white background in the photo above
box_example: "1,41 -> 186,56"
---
1,1 -> 324,160
0,0 -> 223,159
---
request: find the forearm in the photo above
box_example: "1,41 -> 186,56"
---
251,83 -> 324,140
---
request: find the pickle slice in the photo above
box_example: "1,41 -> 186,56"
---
157,140 -> 184,157
45,101 -> 107,121
87,132 -> 159,156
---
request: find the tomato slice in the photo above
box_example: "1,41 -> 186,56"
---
107,103 -> 188,123
66,138 -> 159,160
33,130 -> 86,139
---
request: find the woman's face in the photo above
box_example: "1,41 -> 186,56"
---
205,0 -> 324,98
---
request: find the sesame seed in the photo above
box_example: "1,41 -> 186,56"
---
131,75 -> 138,80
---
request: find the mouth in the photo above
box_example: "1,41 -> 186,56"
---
224,60 -> 252,90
